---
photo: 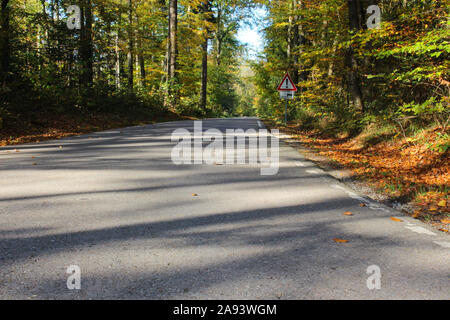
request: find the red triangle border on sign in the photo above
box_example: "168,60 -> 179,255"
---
277,73 -> 298,92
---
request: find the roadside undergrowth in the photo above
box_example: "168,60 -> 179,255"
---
0,110 -> 189,147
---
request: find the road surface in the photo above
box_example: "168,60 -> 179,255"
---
0,118 -> 448,299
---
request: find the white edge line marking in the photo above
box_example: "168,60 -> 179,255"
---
346,191 -> 366,202
331,184 -> 366,202
405,225 -> 437,236
433,241 -> 450,248
332,183 -> 442,241
331,184 -> 392,212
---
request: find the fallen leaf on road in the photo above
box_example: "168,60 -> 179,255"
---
359,203 -> 366,207
192,193 -> 198,197
438,228 -> 449,233
441,219 -> 450,224
438,200 -> 447,207
32,163 -> 37,166
429,206 -> 438,212
333,238 -> 349,243
59,146 -> 63,149
343,211 -> 353,216
412,210 -> 421,219
390,217 -> 403,222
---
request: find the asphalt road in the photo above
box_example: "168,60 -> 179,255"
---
0,117 -> 448,299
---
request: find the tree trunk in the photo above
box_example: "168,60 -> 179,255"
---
215,5 -> 222,66
127,0 -> 134,91
328,38 -> 338,77
168,0 -> 178,107
216,37 -> 222,66
106,16 -> 114,87
115,31 -> 121,90
168,0 -> 177,79
200,1 -> 210,110
296,1 -> 307,84
327,6 -> 341,78
55,0 -> 59,21
287,9 -> 292,63
162,0 -> 169,104
80,0 -> 93,88
346,0 -> 364,112
138,48 -> 145,85
291,0 -> 299,85
200,38 -> 208,110
136,15 -> 145,85
0,0 -> 10,86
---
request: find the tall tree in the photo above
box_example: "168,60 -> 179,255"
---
0,0 -> 10,86
127,0 -> 134,91
80,0 -> 94,88
288,0 -> 300,85
168,0 -> 178,107
346,0 -> 364,112
136,14 -> 145,85
200,1 -> 211,110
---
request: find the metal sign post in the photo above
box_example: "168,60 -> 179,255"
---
277,73 -> 298,125
285,98 -> 288,125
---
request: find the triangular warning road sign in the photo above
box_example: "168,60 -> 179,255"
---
277,73 -> 298,92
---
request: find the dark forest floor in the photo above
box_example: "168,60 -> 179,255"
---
0,110 -> 192,146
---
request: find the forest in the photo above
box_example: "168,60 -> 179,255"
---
0,1 -> 448,216
255,0 -> 448,136
0,0 -> 259,141
0,1 -> 448,129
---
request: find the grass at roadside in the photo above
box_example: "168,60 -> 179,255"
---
264,119 -> 450,233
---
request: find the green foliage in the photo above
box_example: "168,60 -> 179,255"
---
399,97 -> 446,117
0,0 -> 256,133
252,0 -> 449,137
426,133 -> 450,153
208,64 -> 240,115
234,65 -> 258,117
178,95 -> 206,118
